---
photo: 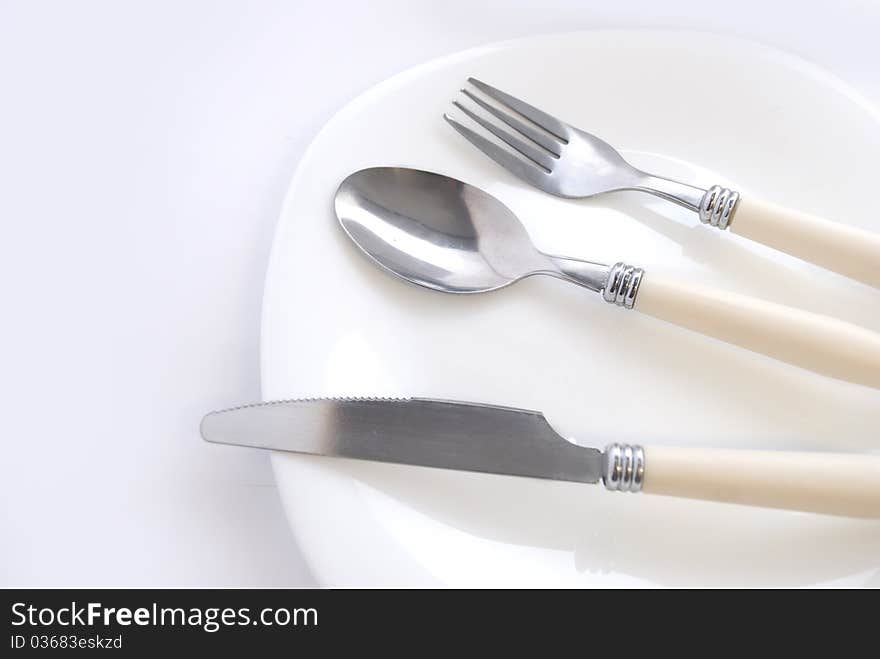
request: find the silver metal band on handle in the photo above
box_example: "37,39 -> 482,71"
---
603,443 -> 645,493
699,185 -> 740,230
602,262 -> 644,309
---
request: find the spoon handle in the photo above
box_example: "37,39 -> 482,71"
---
728,197 -> 880,288
604,443 -> 880,518
631,272 -> 880,388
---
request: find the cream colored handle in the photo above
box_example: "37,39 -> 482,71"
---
642,446 -> 880,518
731,197 -> 880,288
634,273 -> 880,388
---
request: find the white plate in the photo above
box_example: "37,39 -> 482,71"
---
262,30 -> 880,587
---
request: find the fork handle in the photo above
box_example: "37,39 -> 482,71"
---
632,272 -> 880,388
729,197 -> 880,288
631,446 -> 880,518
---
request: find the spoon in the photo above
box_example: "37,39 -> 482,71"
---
334,167 -> 880,388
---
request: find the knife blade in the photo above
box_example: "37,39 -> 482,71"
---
200,397 -> 880,518
200,397 -> 603,484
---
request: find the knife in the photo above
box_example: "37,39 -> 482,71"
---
200,397 -> 880,518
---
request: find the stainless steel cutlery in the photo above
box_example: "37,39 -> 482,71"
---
446,78 -> 880,288
335,167 -> 880,388
201,397 -> 880,518
203,76 -> 880,530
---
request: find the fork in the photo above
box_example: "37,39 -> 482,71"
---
445,78 -> 880,288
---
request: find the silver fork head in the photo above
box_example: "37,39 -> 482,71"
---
445,77 -> 641,198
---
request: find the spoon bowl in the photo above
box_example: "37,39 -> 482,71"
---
334,167 -> 608,294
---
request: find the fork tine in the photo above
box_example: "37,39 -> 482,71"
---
443,114 -> 550,187
452,101 -> 553,172
468,78 -> 569,142
460,89 -> 561,156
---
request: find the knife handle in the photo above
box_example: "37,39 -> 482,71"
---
604,444 -> 880,518
632,272 -> 880,388
730,197 -> 880,288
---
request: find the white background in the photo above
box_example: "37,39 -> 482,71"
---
2,0 -> 879,586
